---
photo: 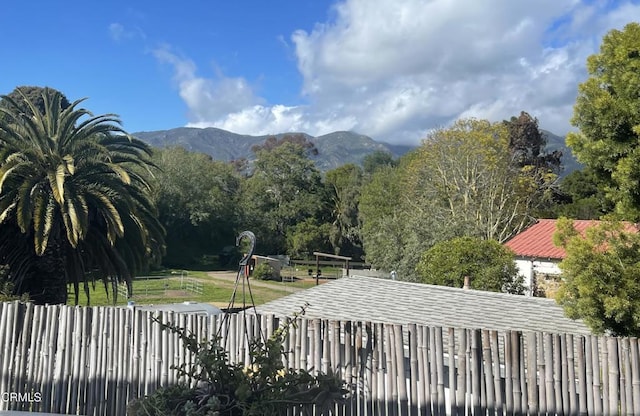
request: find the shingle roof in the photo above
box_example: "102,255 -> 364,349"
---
504,219 -> 638,260
256,275 -> 592,335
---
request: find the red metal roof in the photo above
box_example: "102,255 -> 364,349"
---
504,219 -> 638,259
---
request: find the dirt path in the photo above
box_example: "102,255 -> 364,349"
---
206,271 -> 305,293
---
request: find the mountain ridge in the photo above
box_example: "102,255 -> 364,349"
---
133,127 -> 578,174
133,127 -> 413,171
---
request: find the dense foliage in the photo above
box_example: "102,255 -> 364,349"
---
0,87 -> 164,304
416,237 -> 523,293
324,163 -> 364,258
242,139 -> 329,255
567,22 -> 640,221
128,312 -> 348,415
0,85 -> 71,117
553,218 -> 640,336
359,118 -> 549,278
153,147 -> 241,268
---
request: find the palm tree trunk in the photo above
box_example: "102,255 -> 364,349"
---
28,240 -> 68,305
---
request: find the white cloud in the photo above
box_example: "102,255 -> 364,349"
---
108,22 -> 141,42
157,0 -> 640,144
154,46 -> 265,126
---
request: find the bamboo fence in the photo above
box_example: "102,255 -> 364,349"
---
0,300 -> 638,415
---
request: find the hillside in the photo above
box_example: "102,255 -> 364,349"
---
133,127 -> 412,171
542,130 -> 581,176
133,127 -> 579,174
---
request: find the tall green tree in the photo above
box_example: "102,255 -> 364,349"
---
554,217 -> 640,336
505,111 -> 562,173
359,119 -> 543,278
324,164 -> 364,259
416,236 -> 523,293
242,140 -> 327,254
362,150 -> 396,175
359,160 -> 447,279
286,218 -> 332,259
553,168 -> 613,219
404,119 -> 534,242
0,85 -> 72,118
153,147 -> 242,268
504,111 -> 562,216
0,88 -> 164,304
567,22 -> 640,220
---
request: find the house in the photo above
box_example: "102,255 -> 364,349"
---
504,219 -> 639,297
256,274 -> 592,335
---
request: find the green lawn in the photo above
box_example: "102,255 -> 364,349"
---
67,270 -> 318,307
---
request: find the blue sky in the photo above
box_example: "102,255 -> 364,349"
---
1,1 -> 640,144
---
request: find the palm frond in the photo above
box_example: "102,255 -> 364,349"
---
0,88 -> 165,304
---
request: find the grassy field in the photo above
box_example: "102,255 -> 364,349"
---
66,269 -> 320,307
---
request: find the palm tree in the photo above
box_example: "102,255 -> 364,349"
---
0,87 -> 164,304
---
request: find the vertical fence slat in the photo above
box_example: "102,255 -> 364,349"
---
14,302 -> 32,409
394,324 -> 408,416
608,337 -> 620,416
300,318 -> 308,372
448,328 -> 457,416
0,303 -> 9,410
471,329 -> 481,416
560,334 -> 569,415
376,323 -> 386,416
28,304 -> 45,412
386,324 -> 397,416
411,324 -> 420,416
482,330 -> 495,415
428,327 -> 438,416
631,338 -> 640,415
0,303 -> 15,410
544,333 -> 555,415
584,335 -> 594,416
332,320 -> 341,375
434,327 -> 445,416
576,336 -> 588,416
553,334 -> 563,415
490,330 -> 503,415
567,334 -> 577,415
537,333 -> 547,415
511,331 -> 522,414
526,332 -> 538,416
602,336 -> 610,416
592,336 -> 603,416
623,337 -> 633,415
505,331 -> 513,414
455,329 -> 466,416
418,325 -> 430,416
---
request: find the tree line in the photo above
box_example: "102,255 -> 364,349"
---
0,88 -> 564,302
2,23 -> 640,338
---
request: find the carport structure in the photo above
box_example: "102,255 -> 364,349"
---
312,251 -> 352,285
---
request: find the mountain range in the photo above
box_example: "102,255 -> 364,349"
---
133,127 -> 579,174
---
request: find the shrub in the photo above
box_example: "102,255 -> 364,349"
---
0,266 -> 28,302
416,236 -> 523,294
127,308 -> 348,415
252,262 -> 280,281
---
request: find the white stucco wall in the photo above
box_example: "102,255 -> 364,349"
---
514,258 -> 562,296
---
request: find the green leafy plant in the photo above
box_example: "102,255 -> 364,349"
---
252,262 -> 279,281
554,218 -> 640,336
416,236 -> 524,294
128,308 -> 348,415
0,265 -> 28,302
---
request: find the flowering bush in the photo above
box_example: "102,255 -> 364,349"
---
128,310 -> 348,415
